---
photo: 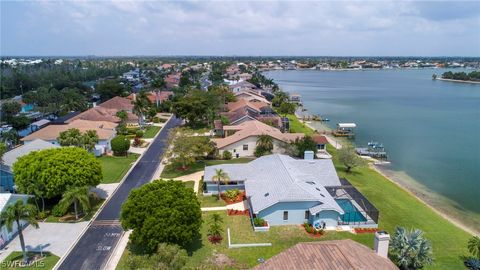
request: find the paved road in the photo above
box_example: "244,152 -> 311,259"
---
57,117 -> 181,270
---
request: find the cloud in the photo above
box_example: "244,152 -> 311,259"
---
1,0 -> 479,56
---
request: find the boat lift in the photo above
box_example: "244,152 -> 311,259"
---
333,123 -> 356,138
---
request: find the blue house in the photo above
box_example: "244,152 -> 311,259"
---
1,139 -> 59,192
204,154 -> 378,229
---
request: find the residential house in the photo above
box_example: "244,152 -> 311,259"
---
226,99 -> 272,115
1,139 -> 59,192
229,81 -> 257,93
165,73 -> 181,89
21,119 -> 117,155
234,90 -> 271,104
312,135 -> 328,150
212,120 -> 303,158
126,91 -> 173,105
0,193 -> 32,249
67,96 -> 138,125
204,154 -> 379,228
253,239 -> 397,270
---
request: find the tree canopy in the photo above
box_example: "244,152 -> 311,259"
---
166,130 -> 216,169
121,180 -> 202,254
13,147 -> 102,199
111,135 -> 131,156
338,145 -> 367,172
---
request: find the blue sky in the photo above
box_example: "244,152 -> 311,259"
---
1,1 -> 479,56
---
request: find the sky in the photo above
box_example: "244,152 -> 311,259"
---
1,0 -> 479,57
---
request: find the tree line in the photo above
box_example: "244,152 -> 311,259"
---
441,71 -> 480,81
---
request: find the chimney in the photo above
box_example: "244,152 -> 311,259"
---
374,231 -> 390,258
304,150 -> 314,160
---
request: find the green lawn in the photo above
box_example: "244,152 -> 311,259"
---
143,125 -> 161,138
1,252 -> 59,270
183,181 -> 195,190
286,114 -> 315,135
198,194 -> 226,207
44,197 -> 105,223
98,154 -> 139,183
327,144 -> 472,269
161,158 -> 253,179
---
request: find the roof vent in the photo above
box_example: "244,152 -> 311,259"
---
306,181 -> 315,185
264,192 -> 269,197
315,187 -> 321,191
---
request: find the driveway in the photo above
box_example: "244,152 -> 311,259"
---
0,222 -> 88,262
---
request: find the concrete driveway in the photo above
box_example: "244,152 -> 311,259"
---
0,221 -> 88,262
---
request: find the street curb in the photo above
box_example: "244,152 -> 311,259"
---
53,115 -> 173,270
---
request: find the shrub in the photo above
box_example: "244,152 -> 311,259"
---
224,189 -> 240,200
222,151 -> 232,160
152,117 -> 160,123
253,217 -> 266,227
208,235 -> 223,244
464,257 -> 480,270
52,204 -> 65,217
37,211 -> 47,219
111,135 -> 130,156
135,130 -> 144,138
132,137 -> 143,147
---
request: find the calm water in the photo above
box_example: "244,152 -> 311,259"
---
265,69 -> 480,214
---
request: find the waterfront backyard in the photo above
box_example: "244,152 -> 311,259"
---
116,142 -> 472,269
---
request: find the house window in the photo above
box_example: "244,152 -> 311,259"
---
305,211 -> 309,219
243,144 -> 248,151
283,211 -> 288,221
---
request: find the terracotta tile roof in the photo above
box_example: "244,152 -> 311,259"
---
234,90 -> 271,104
312,135 -> 329,144
21,120 -> 117,141
97,96 -> 134,111
127,91 -> 173,104
66,106 -> 121,123
253,240 -> 398,270
212,120 -> 303,148
226,99 -> 269,112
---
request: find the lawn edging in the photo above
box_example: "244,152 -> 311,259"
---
53,115 -> 173,270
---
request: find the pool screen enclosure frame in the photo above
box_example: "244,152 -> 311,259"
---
326,178 -> 379,226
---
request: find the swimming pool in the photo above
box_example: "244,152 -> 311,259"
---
336,199 -> 367,223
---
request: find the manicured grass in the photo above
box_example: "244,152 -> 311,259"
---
143,125 -> 161,138
1,252 -> 59,270
286,114 -> 315,135
183,181 -> 195,190
327,144 -> 472,269
161,158 -> 253,179
98,154 -> 139,183
198,194 -> 226,207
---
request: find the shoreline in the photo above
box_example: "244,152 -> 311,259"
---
296,114 -> 478,235
435,77 -> 480,84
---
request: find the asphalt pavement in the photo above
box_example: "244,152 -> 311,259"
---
57,117 -> 181,270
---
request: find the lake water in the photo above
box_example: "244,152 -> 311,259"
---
265,69 -> 480,230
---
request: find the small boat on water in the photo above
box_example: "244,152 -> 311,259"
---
356,141 -> 388,159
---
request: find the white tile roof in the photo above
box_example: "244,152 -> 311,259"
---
0,193 -> 30,212
2,139 -> 59,169
204,154 -> 344,214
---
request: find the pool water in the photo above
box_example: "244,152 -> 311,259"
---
336,199 -> 367,222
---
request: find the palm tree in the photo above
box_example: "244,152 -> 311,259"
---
0,200 -> 39,263
468,236 -> 480,259
151,76 -> 166,108
132,91 -> 151,128
81,130 -> 99,152
390,226 -> 434,270
256,134 -> 273,156
211,169 -> 230,201
59,186 -> 91,220
58,128 -> 82,147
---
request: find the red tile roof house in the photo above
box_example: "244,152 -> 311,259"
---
21,119 -> 117,156
127,91 -> 173,107
67,96 -> 138,126
212,120 -> 303,158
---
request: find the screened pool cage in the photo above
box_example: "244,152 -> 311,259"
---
326,178 -> 379,226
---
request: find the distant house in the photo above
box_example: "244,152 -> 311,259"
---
212,120 -> 303,158
1,139 -> 59,192
67,96 -> 138,125
126,91 -> 173,105
21,120 -> 117,155
253,240 -> 397,270
30,119 -> 50,132
0,194 -> 31,249
226,99 -> 272,115
234,90 -> 271,104
204,154 -> 379,228
229,81 -> 257,93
